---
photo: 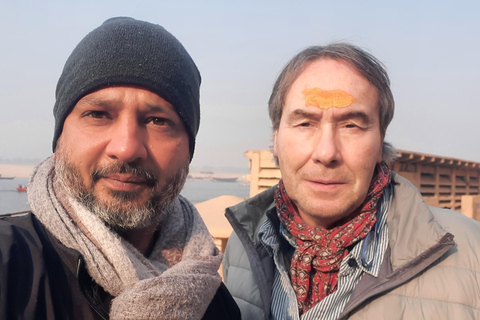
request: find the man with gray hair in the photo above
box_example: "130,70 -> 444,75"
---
223,43 -> 480,319
0,17 -> 239,319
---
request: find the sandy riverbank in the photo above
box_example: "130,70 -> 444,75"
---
0,164 -> 36,178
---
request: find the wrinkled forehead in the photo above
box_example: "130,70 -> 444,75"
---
285,58 -> 379,112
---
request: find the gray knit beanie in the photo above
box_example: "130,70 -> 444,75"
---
53,17 -> 201,160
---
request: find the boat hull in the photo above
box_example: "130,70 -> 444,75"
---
212,177 -> 238,182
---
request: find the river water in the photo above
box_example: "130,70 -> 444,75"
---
0,178 -> 250,215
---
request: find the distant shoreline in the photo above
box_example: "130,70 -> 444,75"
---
0,164 -> 36,178
1,163 -> 248,180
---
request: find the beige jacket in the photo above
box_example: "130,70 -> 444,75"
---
343,174 -> 480,319
224,173 -> 480,319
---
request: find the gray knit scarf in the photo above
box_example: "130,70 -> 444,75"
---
28,158 -> 222,319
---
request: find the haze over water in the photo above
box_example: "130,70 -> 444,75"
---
0,178 -> 30,214
0,179 -> 249,215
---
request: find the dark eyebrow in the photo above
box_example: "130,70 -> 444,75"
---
290,109 -> 320,119
337,110 -> 371,125
76,97 -> 174,114
77,96 -> 113,108
147,104 -> 174,114
288,108 -> 372,126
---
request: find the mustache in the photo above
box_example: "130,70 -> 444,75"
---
92,162 -> 158,188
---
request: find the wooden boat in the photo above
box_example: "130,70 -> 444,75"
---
212,177 -> 238,182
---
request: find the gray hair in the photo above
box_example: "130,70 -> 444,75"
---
268,43 -> 398,163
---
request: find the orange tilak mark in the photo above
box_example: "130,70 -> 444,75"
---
302,88 -> 356,109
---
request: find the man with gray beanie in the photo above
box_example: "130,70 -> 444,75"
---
0,17 -> 240,320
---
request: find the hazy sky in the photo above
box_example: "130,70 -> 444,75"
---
1,0 -> 479,169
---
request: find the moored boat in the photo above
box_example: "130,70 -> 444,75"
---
212,177 -> 238,182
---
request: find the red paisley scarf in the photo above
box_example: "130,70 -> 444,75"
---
275,162 -> 390,315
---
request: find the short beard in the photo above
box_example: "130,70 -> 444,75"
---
55,150 -> 189,231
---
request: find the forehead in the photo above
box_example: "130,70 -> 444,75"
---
76,86 -> 173,109
285,58 -> 378,111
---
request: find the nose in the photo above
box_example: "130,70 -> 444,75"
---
311,127 -> 341,166
105,118 -> 148,163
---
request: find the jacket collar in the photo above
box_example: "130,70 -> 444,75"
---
387,172 -> 454,270
30,213 -> 83,276
226,186 -> 276,246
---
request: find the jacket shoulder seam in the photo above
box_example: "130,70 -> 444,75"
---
383,293 -> 480,311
